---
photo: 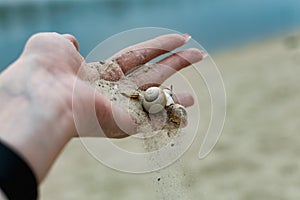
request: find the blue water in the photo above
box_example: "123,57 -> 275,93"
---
0,0 -> 300,70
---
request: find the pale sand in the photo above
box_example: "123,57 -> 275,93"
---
40,31 -> 300,200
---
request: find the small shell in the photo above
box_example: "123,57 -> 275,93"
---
167,104 -> 188,127
142,87 -> 166,114
163,88 -> 175,106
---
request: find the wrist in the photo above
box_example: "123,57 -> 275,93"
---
0,57 -> 74,182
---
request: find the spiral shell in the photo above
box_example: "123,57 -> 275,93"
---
142,87 -> 175,114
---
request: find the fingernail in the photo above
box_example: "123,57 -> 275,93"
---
200,51 -> 208,59
182,33 -> 192,42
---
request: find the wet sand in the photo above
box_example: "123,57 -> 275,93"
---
40,31 -> 300,200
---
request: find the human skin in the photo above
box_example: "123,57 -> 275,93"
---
0,32 -> 205,183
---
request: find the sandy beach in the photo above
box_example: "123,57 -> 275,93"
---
40,31 -> 300,200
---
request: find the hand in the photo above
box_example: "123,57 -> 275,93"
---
0,32 -> 205,182
79,33 -> 206,137
0,32 -> 83,182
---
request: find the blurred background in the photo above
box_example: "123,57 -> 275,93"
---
1,0 -> 300,69
1,0 -> 300,199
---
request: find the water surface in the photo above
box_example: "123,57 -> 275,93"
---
0,0 -> 299,69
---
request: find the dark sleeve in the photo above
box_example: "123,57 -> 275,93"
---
0,141 -> 38,200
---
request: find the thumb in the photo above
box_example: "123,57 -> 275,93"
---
72,78 -> 137,138
94,92 -> 138,138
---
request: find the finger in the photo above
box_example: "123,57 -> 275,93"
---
130,48 -> 206,89
109,33 -> 191,75
174,92 -> 194,107
62,34 -> 79,51
94,92 -> 137,138
158,48 -> 207,69
73,78 -> 137,138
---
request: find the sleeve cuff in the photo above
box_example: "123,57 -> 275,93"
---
0,141 -> 38,200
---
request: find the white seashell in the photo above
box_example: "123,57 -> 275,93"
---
142,87 -> 167,114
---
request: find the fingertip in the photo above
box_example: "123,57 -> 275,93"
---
185,48 -> 208,62
187,94 -> 195,107
175,92 -> 195,107
182,33 -> 192,42
156,33 -> 188,48
62,34 -> 79,51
